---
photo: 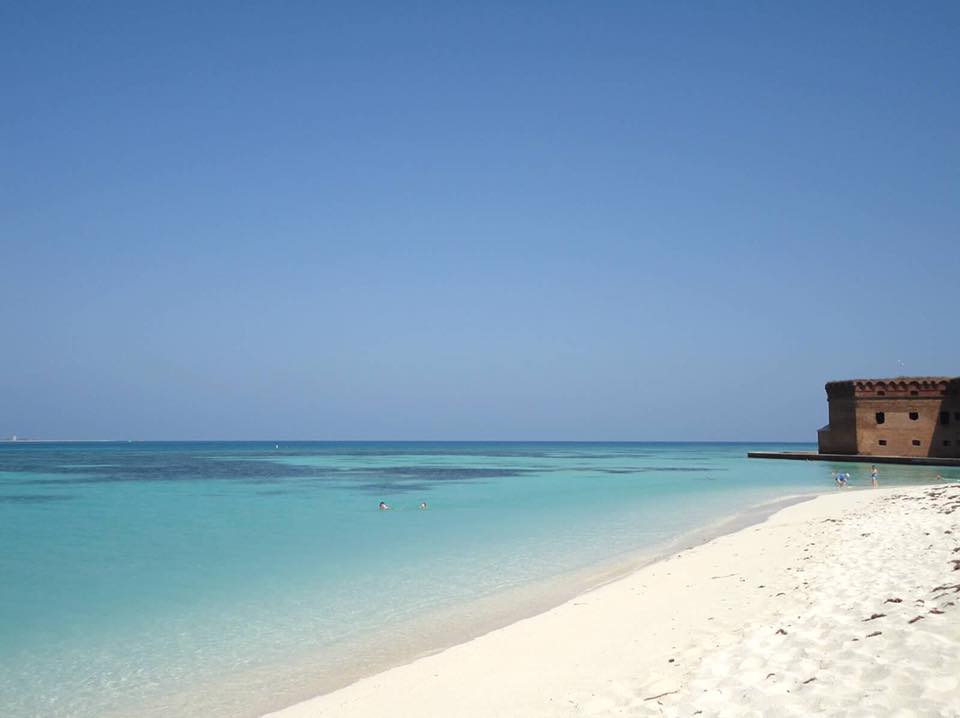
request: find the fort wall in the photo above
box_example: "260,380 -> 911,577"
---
819,377 -> 960,459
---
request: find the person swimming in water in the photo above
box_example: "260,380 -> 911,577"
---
419,501 -> 428,510
378,501 -> 390,510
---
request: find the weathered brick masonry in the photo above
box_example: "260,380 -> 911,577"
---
818,377 -> 960,458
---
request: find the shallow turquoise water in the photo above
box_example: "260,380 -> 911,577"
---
1,442 -> 953,717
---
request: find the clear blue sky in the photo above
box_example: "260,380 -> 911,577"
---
3,2 -> 958,440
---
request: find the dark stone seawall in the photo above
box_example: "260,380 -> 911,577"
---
748,451 -> 960,467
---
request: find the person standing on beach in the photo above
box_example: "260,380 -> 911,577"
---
871,465 -> 879,487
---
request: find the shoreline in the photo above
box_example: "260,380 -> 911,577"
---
265,483 -> 960,717
226,492 -> 823,717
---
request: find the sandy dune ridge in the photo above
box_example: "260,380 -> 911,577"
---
266,484 -> 960,718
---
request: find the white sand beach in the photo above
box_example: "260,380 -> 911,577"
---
266,483 -> 960,718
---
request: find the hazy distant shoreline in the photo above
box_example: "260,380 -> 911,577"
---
1,439 -> 120,443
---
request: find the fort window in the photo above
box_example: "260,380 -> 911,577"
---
910,390 -> 918,396
909,412 -> 919,421
878,439 -> 887,446
945,440 -> 953,447
912,439 -> 921,446
955,412 -> 960,421
877,390 -> 886,396
941,412 -> 951,426
875,412 -> 885,424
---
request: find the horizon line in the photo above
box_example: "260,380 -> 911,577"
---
0,438 -> 815,444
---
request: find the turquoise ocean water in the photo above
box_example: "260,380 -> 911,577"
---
1,442 -> 953,717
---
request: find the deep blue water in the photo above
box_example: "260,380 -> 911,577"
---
1,441 -> 953,717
